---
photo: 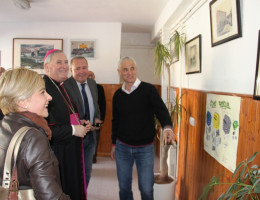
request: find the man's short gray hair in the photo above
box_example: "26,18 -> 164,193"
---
117,56 -> 137,69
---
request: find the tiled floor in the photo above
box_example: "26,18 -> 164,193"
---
87,156 -> 160,200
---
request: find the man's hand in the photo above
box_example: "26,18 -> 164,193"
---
93,118 -> 103,130
163,129 -> 175,145
110,145 -> 116,160
74,124 -> 91,138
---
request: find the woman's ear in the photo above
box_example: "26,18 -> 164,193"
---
17,99 -> 29,110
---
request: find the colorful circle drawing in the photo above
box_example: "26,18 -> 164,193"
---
223,114 -> 231,134
213,112 -> 219,130
206,111 -> 212,126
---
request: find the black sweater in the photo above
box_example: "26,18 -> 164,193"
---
112,81 -> 172,145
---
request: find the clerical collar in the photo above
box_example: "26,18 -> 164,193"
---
46,75 -> 63,86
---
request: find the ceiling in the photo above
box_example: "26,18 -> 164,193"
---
0,0 -> 170,33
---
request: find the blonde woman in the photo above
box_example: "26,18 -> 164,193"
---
0,68 -> 71,199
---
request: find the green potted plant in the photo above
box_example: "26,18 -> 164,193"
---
153,30 -> 186,185
154,30 -> 186,108
199,152 -> 260,200
154,93 -> 187,184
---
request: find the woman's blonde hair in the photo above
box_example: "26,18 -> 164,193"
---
0,68 -> 45,114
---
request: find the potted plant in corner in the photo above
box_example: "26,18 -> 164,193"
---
153,30 -> 186,199
199,152 -> 260,200
154,30 -> 186,108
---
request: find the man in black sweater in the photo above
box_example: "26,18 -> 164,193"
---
110,56 -> 174,200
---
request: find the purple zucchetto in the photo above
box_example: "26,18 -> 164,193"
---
44,49 -> 60,61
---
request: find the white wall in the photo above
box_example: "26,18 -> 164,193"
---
155,0 -> 260,96
121,32 -> 160,84
0,22 -> 121,84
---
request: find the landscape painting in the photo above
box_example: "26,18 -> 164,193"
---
13,38 -> 63,74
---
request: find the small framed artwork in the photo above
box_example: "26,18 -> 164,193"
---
209,0 -> 242,47
70,39 -> 96,60
13,38 -> 63,74
253,31 -> 260,100
185,35 -> 201,74
170,35 -> 179,63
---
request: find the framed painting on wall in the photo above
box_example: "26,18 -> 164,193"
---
170,35 -> 179,63
209,0 -> 242,47
70,39 -> 96,60
13,38 -> 63,74
253,31 -> 260,100
185,35 -> 201,74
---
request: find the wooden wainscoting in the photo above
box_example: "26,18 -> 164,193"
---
96,84 -> 121,156
97,84 -> 161,157
175,89 -> 260,200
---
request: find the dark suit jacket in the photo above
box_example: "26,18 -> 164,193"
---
97,84 -> 106,121
64,76 -> 100,122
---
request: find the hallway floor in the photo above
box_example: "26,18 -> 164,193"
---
87,156 -> 160,200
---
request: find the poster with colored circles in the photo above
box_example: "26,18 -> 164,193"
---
204,93 -> 241,172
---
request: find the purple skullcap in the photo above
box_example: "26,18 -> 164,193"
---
44,49 -> 59,61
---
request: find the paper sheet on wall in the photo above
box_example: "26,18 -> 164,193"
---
204,94 -> 241,173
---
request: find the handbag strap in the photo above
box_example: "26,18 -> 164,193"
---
2,126 -> 31,188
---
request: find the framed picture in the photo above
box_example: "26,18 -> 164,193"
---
209,0 -> 242,47
253,31 -> 260,100
70,39 -> 96,60
13,38 -> 63,74
185,35 -> 201,74
170,35 -> 179,63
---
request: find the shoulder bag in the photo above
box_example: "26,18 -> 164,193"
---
0,126 -> 36,200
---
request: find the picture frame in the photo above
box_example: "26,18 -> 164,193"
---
13,38 -> 63,74
185,35 -> 201,74
70,39 -> 96,60
209,0 -> 242,47
253,30 -> 260,100
170,35 -> 179,63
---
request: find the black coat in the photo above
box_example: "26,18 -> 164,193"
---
43,75 -> 86,200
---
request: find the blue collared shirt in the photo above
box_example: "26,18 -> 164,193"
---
76,80 -> 95,124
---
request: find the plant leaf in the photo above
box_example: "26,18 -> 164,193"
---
252,178 -> 260,192
233,161 -> 244,177
248,152 -> 258,163
254,183 -> 260,193
154,41 -> 171,77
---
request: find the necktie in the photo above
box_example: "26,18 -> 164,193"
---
81,83 -> 90,120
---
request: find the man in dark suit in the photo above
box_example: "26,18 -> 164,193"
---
87,70 -> 106,163
64,56 -> 101,187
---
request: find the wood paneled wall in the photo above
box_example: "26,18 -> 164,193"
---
96,84 -> 161,156
96,86 -> 260,199
96,84 -> 121,156
175,89 -> 260,200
